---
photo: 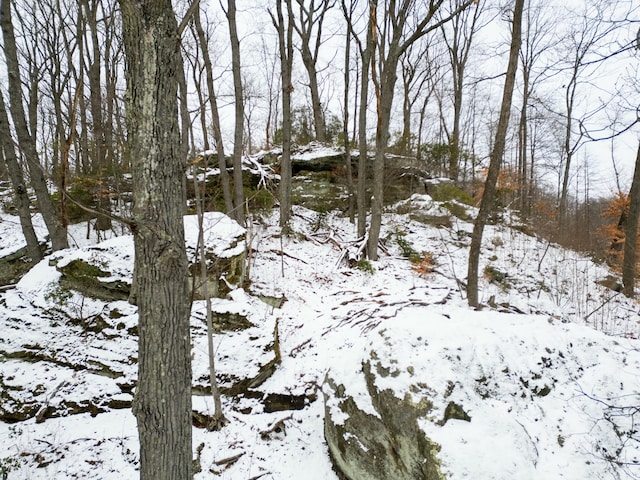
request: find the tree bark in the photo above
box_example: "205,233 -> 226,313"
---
193,5 -> 234,216
119,1 -> 193,478
467,0 -> 524,307
356,3 -> 373,238
271,0 -> 294,228
622,143 -> 640,298
0,0 -> 68,251
81,0 -> 112,231
341,0 -> 355,223
226,0 -> 246,225
293,0 -> 330,143
0,91 -> 42,262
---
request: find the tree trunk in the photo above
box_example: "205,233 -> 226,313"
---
272,0 -> 294,228
293,0 -> 330,143
226,0 -> 246,225
356,5 -> 373,239
119,1 -> 193,479
0,0 -> 68,251
193,5 -> 234,216
82,0 -> 112,232
342,1 -> 355,223
0,91 -> 41,262
466,0 -> 523,307
622,143 -> 640,298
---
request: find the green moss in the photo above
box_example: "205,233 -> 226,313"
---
430,183 -> 474,205
56,259 -> 130,301
442,201 -> 469,220
356,259 -> 374,274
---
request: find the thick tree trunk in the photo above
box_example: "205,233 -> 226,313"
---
467,0 -> 524,307
622,143 -> 640,298
119,1 -> 193,479
0,0 -> 68,251
0,91 -> 41,262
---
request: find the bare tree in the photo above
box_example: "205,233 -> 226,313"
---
192,5 -> 234,216
0,0 -> 69,251
81,0 -> 113,231
258,37 -> 281,150
270,0 -> 295,228
292,0 -> 334,143
467,0 -> 524,307
119,0 -> 193,478
0,91 -> 41,261
225,0 -> 246,225
341,0 -> 356,222
557,0 -> 617,229
367,0 -> 476,260
341,0 -> 374,238
439,0 -> 484,182
516,0 -> 556,219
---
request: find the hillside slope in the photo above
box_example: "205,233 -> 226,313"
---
1,197 -> 639,479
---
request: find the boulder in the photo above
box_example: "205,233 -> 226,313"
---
184,213 -> 247,299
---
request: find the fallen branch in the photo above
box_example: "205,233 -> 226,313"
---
214,451 -> 245,466
269,249 -> 308,264
259,414 -> 293,440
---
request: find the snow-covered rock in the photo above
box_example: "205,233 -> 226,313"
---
324,306 -> 640,480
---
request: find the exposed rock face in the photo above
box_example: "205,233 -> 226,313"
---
323,319 -> 447,480
324,366 -> 444,480
0,244 -> 45,286
323,307 -> 640,480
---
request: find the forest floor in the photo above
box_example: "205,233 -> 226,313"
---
1,194 -> 640,479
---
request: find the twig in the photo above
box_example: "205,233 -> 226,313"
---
270,249 -> 308,264
584,292 -> 620,321
213,451 -> 245,466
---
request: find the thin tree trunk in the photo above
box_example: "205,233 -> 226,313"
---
0,0 -> 68,251
622,143 -> 640,298
226,0 -> 246,225
356,6 -> 373,238
271,0 -> 294,228
342,3 -> 355,223
193,166 -> 225,429
82,0 -> 112,231
193,5 -> 234,216
119,1 -> 193,478
467,0 -> 524,307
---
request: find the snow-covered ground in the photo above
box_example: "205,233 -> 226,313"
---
1,195 -> 639,479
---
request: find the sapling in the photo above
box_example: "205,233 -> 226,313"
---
192,161 -> 226,430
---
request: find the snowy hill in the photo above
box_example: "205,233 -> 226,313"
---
1,196 -> 640,479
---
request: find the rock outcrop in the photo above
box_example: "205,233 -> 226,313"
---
323,306 -> 640,480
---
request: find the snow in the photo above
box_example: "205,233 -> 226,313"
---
1,195 -> 640,479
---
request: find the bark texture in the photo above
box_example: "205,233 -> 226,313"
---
622,143 -> 640,298
0,91 -> 41,262
0,0 -> 68,251
119,1 -> 193,478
